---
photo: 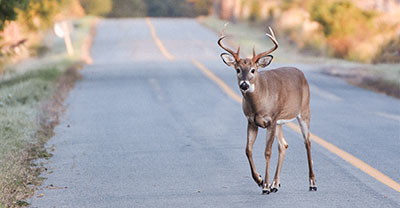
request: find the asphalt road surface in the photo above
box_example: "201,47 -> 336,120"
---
29,18 -> 400,207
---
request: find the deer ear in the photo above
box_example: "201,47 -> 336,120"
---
221,53 -> 236,67
256,55 -> 273,68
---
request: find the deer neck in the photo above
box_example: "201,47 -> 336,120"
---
242,76 -> 269,113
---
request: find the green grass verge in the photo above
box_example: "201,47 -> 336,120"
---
0,16 -> 95,207
0,67 -> 61,207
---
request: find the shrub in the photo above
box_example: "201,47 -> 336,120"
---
249,0 -> 262,22
80,0 -> 112,16
309,0 -> 377,59
108,0 -> 146,17
187,0 -> 213,16
145,0 -> 195,17
0,0 -> 28,30
15,0 -> 62,31
373,36 -> 400,64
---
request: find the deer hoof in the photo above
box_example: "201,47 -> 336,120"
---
270,182 -> 280,192
262,188 -> 270,195
271,187 -> 278,193
262,184 -> 270,194
309,186 -> 317,191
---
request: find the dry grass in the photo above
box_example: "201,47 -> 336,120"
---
0,67 -> 62,207
0,16 -> 95,207
323,65 -> 400,98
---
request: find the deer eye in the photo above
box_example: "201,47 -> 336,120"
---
236,68 -> 240,73
251,69 -> 255,74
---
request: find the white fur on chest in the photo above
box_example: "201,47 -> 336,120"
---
276,117 -> 296,125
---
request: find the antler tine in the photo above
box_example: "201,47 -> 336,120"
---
252,26 -> 279,62
220,22 -> 229,37
218,23 -> 240,61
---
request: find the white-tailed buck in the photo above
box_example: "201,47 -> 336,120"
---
218,24 -> 317,194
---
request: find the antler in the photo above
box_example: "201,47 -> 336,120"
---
218,23 -> 240,62
252,26 -> 279,62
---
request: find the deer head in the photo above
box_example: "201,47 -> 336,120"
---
218,24 -> 278,93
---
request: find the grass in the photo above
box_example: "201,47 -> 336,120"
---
0,16 -> 95,207
0,67 -> 60,207
199,16 -> 400,98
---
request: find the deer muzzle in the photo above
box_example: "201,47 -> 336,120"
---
239,81 -> 250,91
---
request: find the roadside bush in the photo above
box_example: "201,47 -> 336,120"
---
187,0 -> 213,16
373,36 -> 400,64
108,0 -> 147,17
108,0 -> 213,18
0,0 -> 28,30
309,0 -> 377,59
249,0 -> 262,22
80,0 -> 112,16
16,0 -> 65,31
145,0 -> 195,17
300,30 -> 328,56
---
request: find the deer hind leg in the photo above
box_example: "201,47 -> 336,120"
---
262,123 -> 276,194
271,125 -> 288,193
246,122 -> 263,187
296,114 -> 317,191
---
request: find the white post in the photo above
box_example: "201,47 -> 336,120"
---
61,21 -> 74,56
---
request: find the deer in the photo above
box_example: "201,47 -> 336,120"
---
218,24 -> 317,194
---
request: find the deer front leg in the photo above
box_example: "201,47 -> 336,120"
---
245,122 -> 263,187
271,125 -> 288,193
262,123 -> 276,194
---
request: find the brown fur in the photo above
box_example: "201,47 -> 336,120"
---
222,57 -> 317,193
218,26 -> 316,193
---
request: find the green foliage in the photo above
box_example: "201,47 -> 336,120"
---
310,0 -> 375,37
187,0 -> 213,16
0,67 -> 60,207
249,0 -> 261,22
0,0 -> 28,30
373,36 -> 400,64
0,0 -> 81,32
107,0 -> 212,17
145,0 -> 195,17
282,0 -> 305,10
108,0 -> 147,17
309,0 -> 377,59
80,0 -> 112,16
16,0 -> 65,31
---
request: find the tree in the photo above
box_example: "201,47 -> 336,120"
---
108,0 -> 147,17
145,0 -> 195,17
0,0 -> 28,30
80,0 -> 112,16
310,0 -> 376,58
187,0 -> 213,16
16,0 -> 64,31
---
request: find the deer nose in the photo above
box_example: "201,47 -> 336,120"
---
240,82 -> 249,91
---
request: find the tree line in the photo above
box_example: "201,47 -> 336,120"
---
84,0 -> 212,18
0,0 -> 213,33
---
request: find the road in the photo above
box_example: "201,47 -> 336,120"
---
29,18 -> 400,207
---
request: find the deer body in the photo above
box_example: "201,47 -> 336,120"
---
242,67 -> 308,127
218,25 -> 317,194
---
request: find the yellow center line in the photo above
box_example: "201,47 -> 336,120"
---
145,18 -> 175,61
191,59 -> 400,193
192,59 -> 242,102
